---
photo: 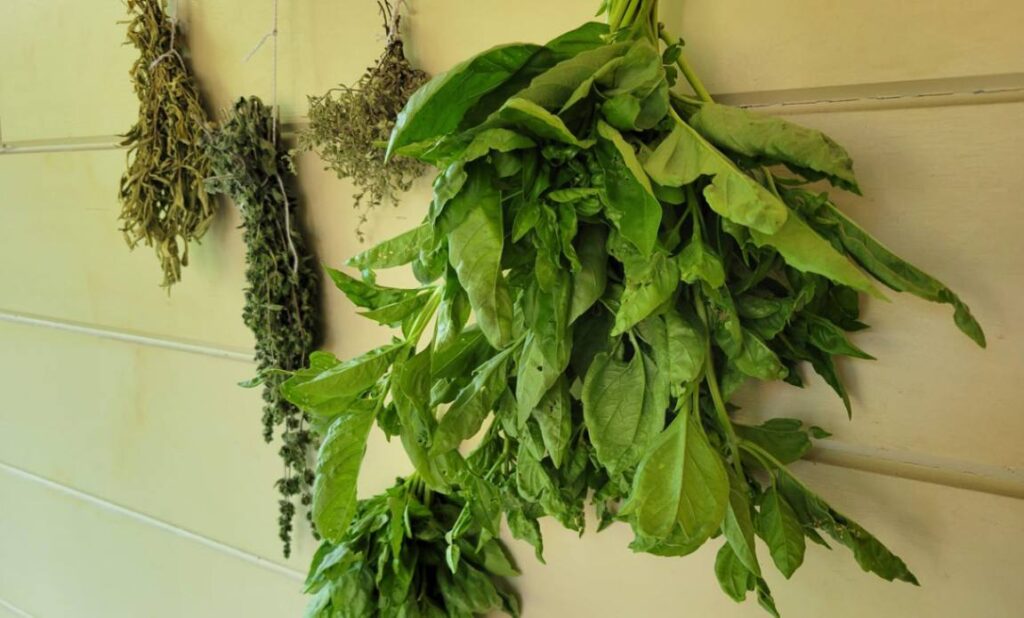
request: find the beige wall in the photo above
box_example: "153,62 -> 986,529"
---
1,1 -> 1023,617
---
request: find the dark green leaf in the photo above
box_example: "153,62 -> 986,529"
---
313,405 -> 376,542
758,485 -> 806,578
595,120 -> 663,256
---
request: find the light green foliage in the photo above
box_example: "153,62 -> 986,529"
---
285,1 -> 984,614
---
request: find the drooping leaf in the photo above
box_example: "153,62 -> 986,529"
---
643,119 -> 788,235
758,485 -> 806,578
313,405 -> 377,542
443,165 -> 514,349
621,409 -> 729,545
595,120 -> 663,256
690,102 -> 860,193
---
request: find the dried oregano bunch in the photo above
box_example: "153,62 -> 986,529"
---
119,0 -> 214,287
282,0 -> 986,615
205,97 -> 322,557
297,0 -> 428,237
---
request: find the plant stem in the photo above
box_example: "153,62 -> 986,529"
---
695,297 -> 744,475
658,26 -> 713,103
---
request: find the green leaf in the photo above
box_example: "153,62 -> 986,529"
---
621,409 -> 729,544
582,347 -> 653,476
388,43 -> 543,159
723,468 -> 761,576
281,345 -> 399,420
499,98 -> 587,146
533,378 -> 573,468
595,120 -> 663,256
749,209 -> 884,298
461,128 -> 537,162
326,267 -> 418,311
612,250 -> 679,336
313,405 -> 376,543
643,120 -> 788,235
733,330 -> 788,381
516,275 -> 573,422
359,291 -> 432,329
820,201 -> 985,347
714,543 -> 755,602
515,42 -> 632,111
807,315 -> 874,360
777,474 -> 919,585
568,225 -> 608,323
677,239 -> 726,288
346,224 -> 432,271
443,165 -> 514,349
635,308 -> 705,390
391,349 -> 450,491
735,418 -> 816,465
758,485 -> 806,578
690,102 -> 860,193
431,345 -> 517,455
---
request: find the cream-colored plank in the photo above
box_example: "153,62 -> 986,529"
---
0,1 -> 136,142
510,462 -> 1024,617
5,0 -> 1022,143
0,320 -> 409,569
0,149 -> 252,350
408,1 -> 1024,97
733,101 -> 1024,476
0,470 -> 305,618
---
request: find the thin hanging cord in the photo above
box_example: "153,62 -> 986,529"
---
148,0 -> 182,70
243,0 -> 298,275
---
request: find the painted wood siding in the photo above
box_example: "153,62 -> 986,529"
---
1,1 -> 1022,616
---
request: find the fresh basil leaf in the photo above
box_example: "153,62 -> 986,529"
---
735,418 -> 817,465
326,266 -> 419,310
516,275 -> 573,422
819,201 -> 985,347
282,345 -> 399,420
758,485 -> 806,579
690,102 -> 860,194
807,315 -> 874,360
532,377 -> 573,468
443,165 -> 514,349
620,409 -> 729,544
581,347 -> 653,477
431,345 -> 517,455
313,404 -> 376,543
612,250 -> 679,335
568,224 -> 608,323
714,543 -> 755,602
643,119 -> 788,235
347,224 -> 433,271
723,468 -> 761,576
388,44 -> 543,159
749,208 -> 883,298
595,120 -> 663,256
677,238 -> 726,288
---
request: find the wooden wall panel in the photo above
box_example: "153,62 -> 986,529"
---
0,472 -> 306,618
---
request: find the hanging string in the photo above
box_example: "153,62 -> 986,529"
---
243,0 -> 297,276
148,0 -> 182,70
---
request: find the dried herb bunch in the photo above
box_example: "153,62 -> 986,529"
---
120,0 -> 215,287
205,97 -> 322,557
297,0 -> 428,237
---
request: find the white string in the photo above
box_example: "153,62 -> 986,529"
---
148,0 -> 182,71
243,0 -> 297,275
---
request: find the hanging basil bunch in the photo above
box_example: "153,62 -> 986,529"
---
205,97 -> 322,557
305,476 -> 521,617
120,0 -> 215,287
284,0 -> 984,614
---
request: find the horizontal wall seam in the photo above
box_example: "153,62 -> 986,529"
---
3,74 -> 1022,154
0,310 -> 254,363
0,597 -> 34,618
3,307 -> 1022,500
0,460 -> 305,583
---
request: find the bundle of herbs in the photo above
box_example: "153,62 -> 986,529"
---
120,0 -> 215,287
284,0 -> 984,614
297,0 -> 428,237
205,97 -> 322,557
305,476 -> 521,617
